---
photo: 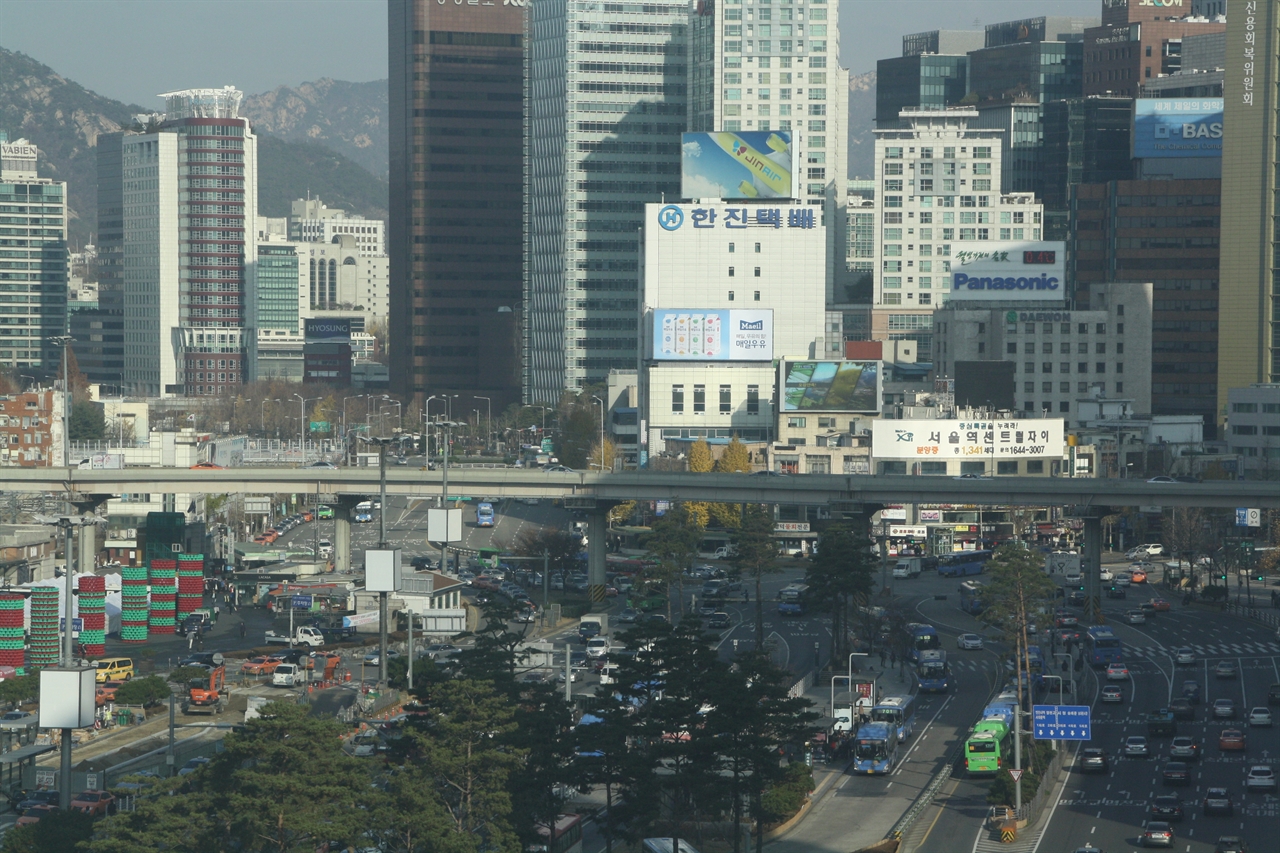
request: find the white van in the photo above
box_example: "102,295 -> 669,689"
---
318,539 -> 334,558
599,664 -> 620,685
272,664 -> 299,687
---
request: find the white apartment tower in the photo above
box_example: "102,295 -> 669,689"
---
120,87 -> 258,396
867,110 -> 1044,362
524,0 -> 689,404
688,0 -> 847,206
0,137 -> 68,371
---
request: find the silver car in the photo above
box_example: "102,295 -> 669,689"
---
1123,735 -> 1149,757
958,633 -> 984,650
1246,765 -> 1276,791
1175,648 -> 1195,665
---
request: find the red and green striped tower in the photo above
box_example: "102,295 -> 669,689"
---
77,574 -> 106,658
177,554 -> 204,616
28,586 -> 60,668
0,593 -> 25,670
148,558 -> 177,635
120,563 -> 149,643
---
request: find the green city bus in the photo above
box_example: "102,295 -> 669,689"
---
964,719 -> 1010,775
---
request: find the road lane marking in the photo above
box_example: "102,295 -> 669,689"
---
892,695 -> 952,774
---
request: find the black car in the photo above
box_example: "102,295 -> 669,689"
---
1150,795 -> 1185,821
707,612 -> 731,629
1106,586 -> 1128,599
1067,590 -> 1086,606
14,790 -> 59,815
1169,697 -> 1196,719
1078,747 -> 1109,773
1162,761 -> 1191,785
1181,680 -> 1202,704
1214,837 -> 1249,853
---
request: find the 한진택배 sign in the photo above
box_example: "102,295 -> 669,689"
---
947,242 -> 1066,302
682,131 -> 793,200
872,419 -> 1065,460
652,309 -> 773,361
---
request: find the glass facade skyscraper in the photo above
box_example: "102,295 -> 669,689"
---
524,0 -> 687,402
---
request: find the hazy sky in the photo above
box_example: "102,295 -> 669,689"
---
6,0 -> 1100,104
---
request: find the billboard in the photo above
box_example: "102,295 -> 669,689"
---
682,131 -> 793,200
946,242 -> 1066,302
954,362 -> 1015,411
652,309 -> 773,361
872,419 -> 1065,460
304,318 -> 351,344
1133,98 -> 1223,158
781,360 -> 881,413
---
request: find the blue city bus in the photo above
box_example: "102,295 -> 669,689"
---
907,623 -> 941,662
958,580 -> 985,614
916,649 -> 950,693
853,721 -> 898,775
1026,645 -> 1046,687
871,695 -> 917,743
938,550 -> 993,578
981,701 -> 1016,729
476,502 -> 495,528
1085,625 -> 1124,667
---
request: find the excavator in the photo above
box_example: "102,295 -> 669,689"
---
185,665 -> 226,715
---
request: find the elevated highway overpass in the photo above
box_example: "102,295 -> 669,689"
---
4,467 -> 1276,509
9,467 -> 1274,617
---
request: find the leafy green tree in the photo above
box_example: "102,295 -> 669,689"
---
93,700 -> 373,852
69,398 -> 105,442
731,504 -> 782,649
1,807 -> 94,853
704,651 -> 819,853
511,526 -> 582,579
805,520 -> 876,661
111,675 -> 170,707
399,679 -> 524,853
980,544 -> 1059,778
644,505 -> 704,619
365,770 -> 472,853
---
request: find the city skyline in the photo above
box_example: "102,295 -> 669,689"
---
4,0 -> 1101,105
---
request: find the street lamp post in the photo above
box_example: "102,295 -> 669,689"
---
591,395 -> 606,471
475,396 -> 491,454
294,394 -> 320,463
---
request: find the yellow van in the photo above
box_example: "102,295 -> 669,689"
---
94,657 -> 134,683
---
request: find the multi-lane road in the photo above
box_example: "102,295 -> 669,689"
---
1044,591 -> 1280,853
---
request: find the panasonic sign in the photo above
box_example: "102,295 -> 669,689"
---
945,241 -> 1067,303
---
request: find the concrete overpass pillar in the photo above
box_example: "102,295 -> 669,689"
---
587,504 -> 611,612
333,495 -> 364,574
79,523 -> 97,575
1076,507 -> 1106,624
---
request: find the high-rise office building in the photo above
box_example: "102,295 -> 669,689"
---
111,87 -> 258,397
1070,179 -> 1221,430
524,0 -> 687,403
74,132 -> 126,391
876,47 -> 975,127
288,198 -> 386,257
968,17 -> 1094,104
0,136 -> 68,372
1082,0 -> 1225,98
1218,0 -> 1278,417
388,0 -> 525,411
1041,96 -> 1134,211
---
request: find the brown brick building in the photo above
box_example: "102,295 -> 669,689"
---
1069,179 -> 1220,431
0,390 -> 60,467
1082,1 -> 1225,97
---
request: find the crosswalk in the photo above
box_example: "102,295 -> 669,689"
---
1126,641 -> 1280,658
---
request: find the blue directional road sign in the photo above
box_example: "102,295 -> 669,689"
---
291,594 -> 313,610
1032,705 -> 1092,741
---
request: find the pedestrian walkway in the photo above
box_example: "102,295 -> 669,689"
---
1126,641 -> 1280,658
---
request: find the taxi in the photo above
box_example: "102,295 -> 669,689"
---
1218,728 -> 1246,751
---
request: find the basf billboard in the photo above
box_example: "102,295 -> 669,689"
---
947,242 -> 1066,302
681,131 -> 793,200
872,419 -> 1065,460
652,309 -> 773,361
781,360 -> 881,413
1133,98 -> 1223,158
